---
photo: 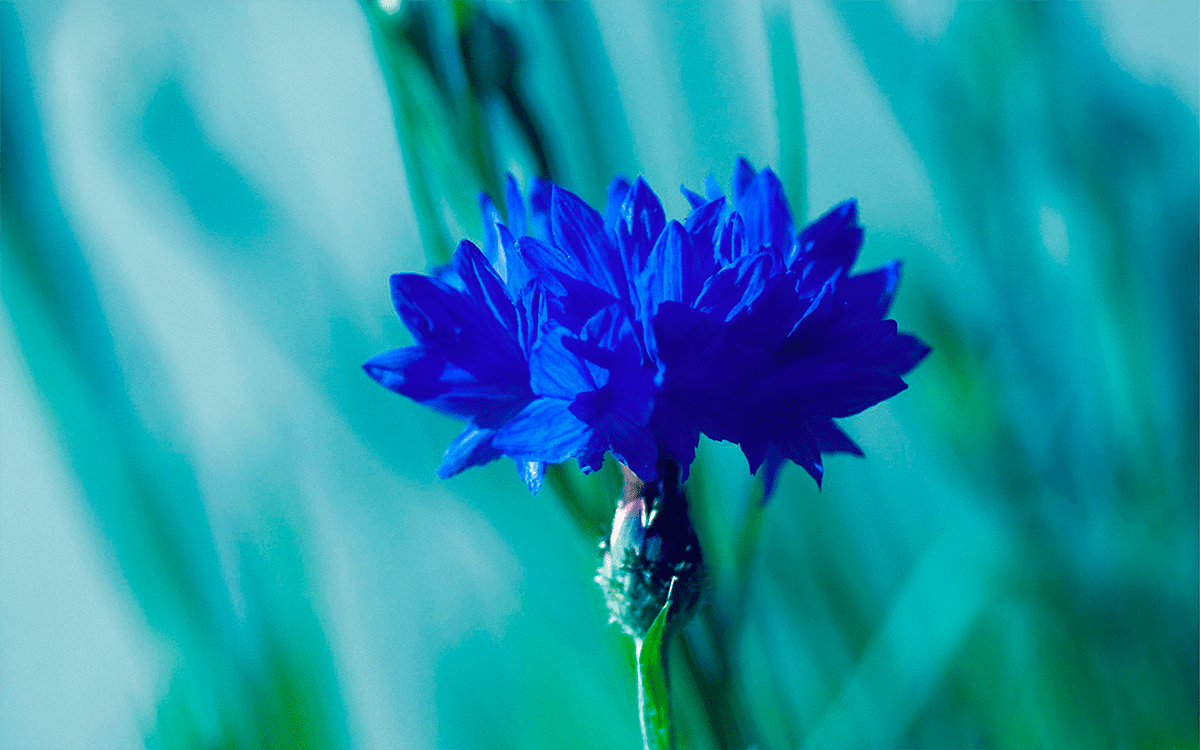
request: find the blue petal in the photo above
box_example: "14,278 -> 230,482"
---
653,302 -> 757,442
605,176 -> 632,230
621,177 -> 666,268
438,423 -> 502,478
519,460 -> 545,494
362,347 -> 529,423
478,193 -> 504,266
880,331 -> 932,375
738,167 -> 794,257
515,280 -> 546,356
683,196 -> 727,246
785,272 -> 841,345
759,446 -> 787,501
529,324 -> 597,399
729,272 -> 810,350
682,197 -> 725,302
513,235 -> 588,295
453,240 -> 518,335
694,251 -> 776,321
529,177 -> 553,240
776,432 -> 824,488
492,397 -> 596,465
388,273 -> 527,387
603,414 -> 659,482
651,400 -> 700,479
544,271 -> 620,333
841,259 -> 902,320
430,261 -> 464,291
494,222 -> 519,289
505,174 -> 527,237
731,157 -> 756,206
641,220 -> 688,307
681,185 -> 707,210
740,436 -> 769,475
809,419 -> 864,456
567,305 -> 643,372
717,210 -> 747,264
703,174 -> 724,202
752,362 -> 909,418
551,186 -> 626,298
790,199 -> 863,284
389,273 -> 457,345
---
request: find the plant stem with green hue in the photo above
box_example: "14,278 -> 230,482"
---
636,580 -> 676,750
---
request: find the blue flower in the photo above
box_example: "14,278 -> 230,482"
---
365,160 -> 929,498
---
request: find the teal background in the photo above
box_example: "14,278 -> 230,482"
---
2,2 -> 1196,748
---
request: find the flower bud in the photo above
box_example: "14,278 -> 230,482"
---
596,462 -> 705,640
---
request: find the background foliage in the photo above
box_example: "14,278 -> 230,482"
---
2,2 -> 1196,748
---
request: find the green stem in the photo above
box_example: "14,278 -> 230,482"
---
636,580 -> 676,750
636,639 -> 671,750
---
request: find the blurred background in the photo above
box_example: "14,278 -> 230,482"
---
2,1 -> 1196,748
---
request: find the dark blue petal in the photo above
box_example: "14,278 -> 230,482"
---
603,414 -> 659,482
546,272 -> 620,333
758,446 -> 787,501
505,174 -> 527,237
790,199 -> 863,284
567,305 -> 644,372
694,251 -> 776,321
683,196 -> 727,247
731,157 -> 756,205
841,259 -> 902,320
651,400 -> 700,479
529,177 -> 553,241
741,436 -> 769,475
785,272 -> 841,344
389,273 -> 456,345
809,419 -> 864,456
775,431 -> 824,488
682,198 -> 725,302
880,331 -> 932,375
654,302 -> 758,442
478,193 -> 504,266
729,272 -> 809,350
544,270 -> 619,331
752,362 -> 908,418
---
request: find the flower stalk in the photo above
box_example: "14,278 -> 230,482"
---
597,461 -> 704,750
636,578 -> 676,750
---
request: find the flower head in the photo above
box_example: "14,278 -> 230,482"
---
365,159 -> 929,498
